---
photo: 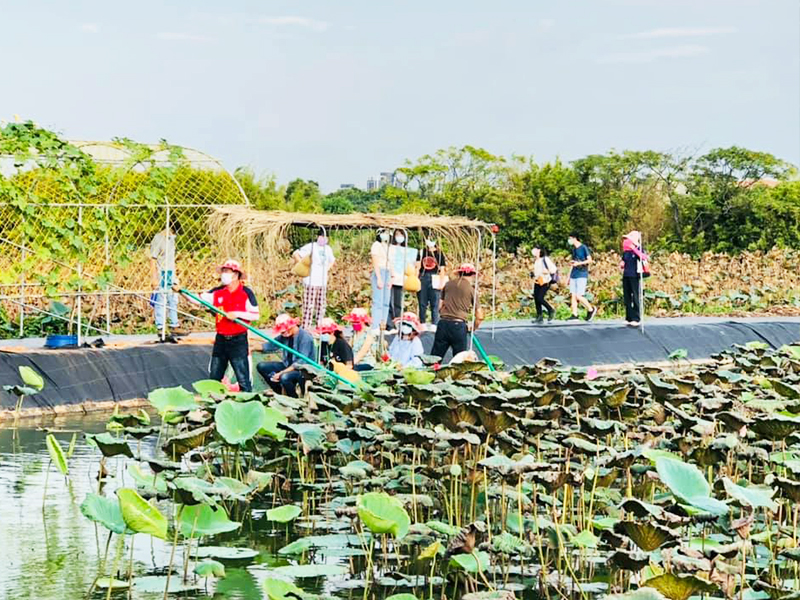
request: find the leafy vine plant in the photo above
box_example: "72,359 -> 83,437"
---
0,122 -> 188,303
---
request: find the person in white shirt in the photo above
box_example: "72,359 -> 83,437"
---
150,226 -> 183,335
370,230 -> 395,333
293,229 -> 336,330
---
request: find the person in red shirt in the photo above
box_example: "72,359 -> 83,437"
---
181,259 -> 259,391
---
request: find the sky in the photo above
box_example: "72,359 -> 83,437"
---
1,0 -> 798,192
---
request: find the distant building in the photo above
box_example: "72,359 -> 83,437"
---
379,171 -> 396,187
340,183 -> 355,190
366,177 -> 377,191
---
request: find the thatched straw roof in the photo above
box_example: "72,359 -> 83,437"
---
208,206 -> 492,262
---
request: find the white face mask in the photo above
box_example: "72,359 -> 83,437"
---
379,233 -> 390,243
220,272 -> 234,285
425,240 -> 436,249
326,333 -> 335,344
400,324 -> 413,336
395,235 -> 405,244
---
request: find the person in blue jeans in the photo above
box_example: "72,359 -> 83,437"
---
369,230 -> 395,333
150,226 -> 184,335
567,233 -> 597,322
257,314 -> 316,397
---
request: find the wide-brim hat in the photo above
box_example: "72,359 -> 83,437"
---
456,263 -> 477,275
393,311 -> 421,333
623,231 -> 642,246
314,317 -> 342,335
343,308 -> 372,325
218,259 -> 247,280
272,314 -> 300,335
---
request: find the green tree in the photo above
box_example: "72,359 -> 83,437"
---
234,167 -> 285,210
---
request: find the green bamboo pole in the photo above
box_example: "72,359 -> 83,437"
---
470,333 -> 496,372
178,288 -> 356,389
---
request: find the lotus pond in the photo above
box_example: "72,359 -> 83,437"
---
8,343 -> 800,600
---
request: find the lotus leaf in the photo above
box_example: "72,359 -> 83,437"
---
45,433 -> 68,476
214,399 -> 266,444
272,564 -> 349,578
178,504 -> 241,537
192,379 -> 228,396
643,573 -> 719,600
449,551 -> 490,573
19,365 -> 44,391
162,425 -> 213,458
116,488 -> 167,540
263,578 -> 306,600
357,492 -> 411,539
80,493 -> 129,534
87,433 -> 133,458
147,385 -> 198,414
614,521 -> 676,552
267,504 -> 302,523
655,457 -> 728,515
195,546 -> 260,560
722,477 -> 778,511
194,559 -> 226,578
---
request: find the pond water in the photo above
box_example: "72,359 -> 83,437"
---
0,414 -> 530,600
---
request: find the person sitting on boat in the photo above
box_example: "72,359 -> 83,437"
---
316,317 -> 354,369
388,312 -> 424,369
344,307 -> 379,372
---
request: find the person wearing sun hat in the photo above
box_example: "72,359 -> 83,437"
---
344,307 -> 379,371
387,312 -> 424,368
181,258 -> 259,392
431,262 -> 484,362
620,230 -> 649,327
256,313 -> 316,397
316,317 -> 354,368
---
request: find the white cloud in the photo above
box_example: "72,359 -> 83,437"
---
156,32 -> 213,42
258,16 -> 329,32
624,26 -> 737,39
597,44 -> 710,64
80,23 -> 99,34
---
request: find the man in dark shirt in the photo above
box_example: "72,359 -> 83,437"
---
417,239 -> 446,329
430,263 -> 484,362
567,233 -> 596,322
257,314 -> 316,397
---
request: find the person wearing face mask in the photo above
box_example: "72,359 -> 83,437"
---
181,259 -> 259,392
344,307 -> 379,371
256,313 -> 316,398
315,318 -> 354,369
417,238 -> 446,330
387,312 -> 424,368
370,230 -> 396,333
388,229 -> 411,326
293,229 -> 336,330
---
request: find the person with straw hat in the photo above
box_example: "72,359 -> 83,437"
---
431,263 -> 483,362
387,312 -> 424,368
181,259 -> 259,391
256,313 -> 316,397
620,230 -> 649,327
316,317 -> 354,368
344,307 -> 379,371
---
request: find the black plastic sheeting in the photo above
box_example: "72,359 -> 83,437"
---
466,319 -> 800,367
0,344 -> 211,410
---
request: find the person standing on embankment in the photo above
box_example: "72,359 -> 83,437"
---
567,233 -> 597,322
178,259 -> 259,392
430,263 -> 484,362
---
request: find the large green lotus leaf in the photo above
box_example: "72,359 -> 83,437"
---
286,423 -> 326,454
194,559 -> 226,578
116,488 -> 167,540
260,406 -> 288,441
271,564 -> 349,578
655,457 -> 728,515
128,464 -> 168,493
357,492 -> 411,539
179,504 -> 241,538
403,369 -> 435,385
80,493 -> 129,534
772,380 -> 800,399
95,578 -> 129,591
87,433 -> 133,458
19,365 -> 44,391
643,573 -> 719,600
148,385 -> 198,414
192,379 -> 228,396
215,400 -> 266,445
214,477 -> 253,499
605,589 -> 668,600
449,551 -> 490,574
722,477 -> 778,511
194,546 -> 260,560
614,521 -> 676,552
263,577 -> 305,600
46,434 -> 68,476
266,504 -> 302,523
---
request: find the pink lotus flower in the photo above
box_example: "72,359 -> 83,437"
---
587,368 -> 599,381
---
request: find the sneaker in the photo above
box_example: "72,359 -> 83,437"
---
627,321 -> 640,327
567,315 -> 580,321
171,326 -> 189,336
585,308 -> 597,322
534,316 -> 544,325
548,312 -> 555,323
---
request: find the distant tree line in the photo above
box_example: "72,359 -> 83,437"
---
236,145 -> 799,255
